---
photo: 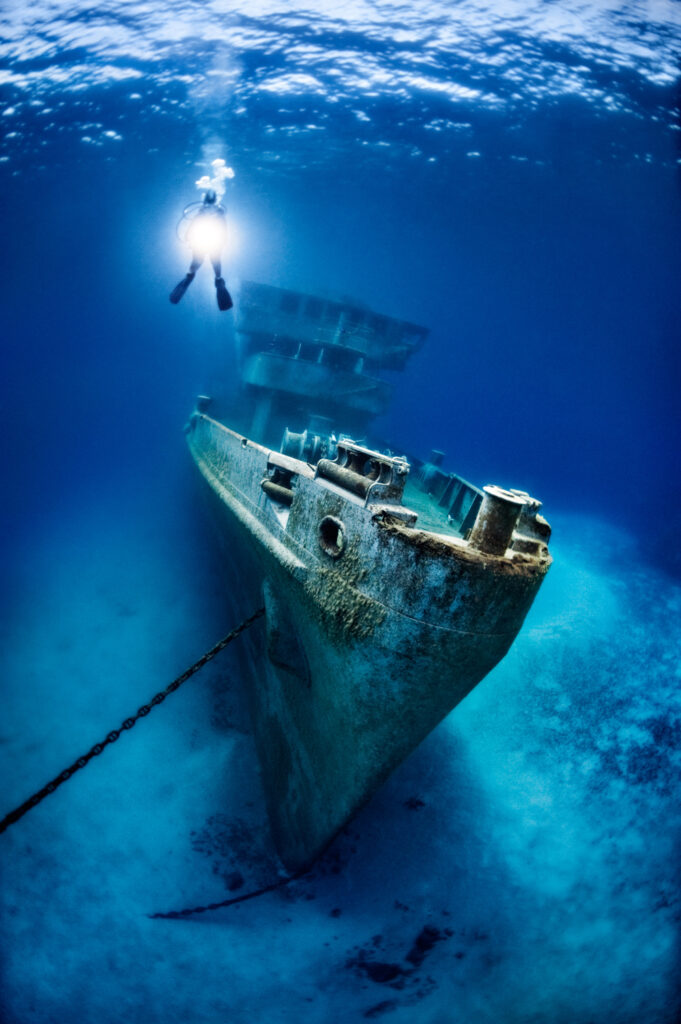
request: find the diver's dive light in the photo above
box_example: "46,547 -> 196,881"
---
186,214 -> 227,254
176,198 -> 239,257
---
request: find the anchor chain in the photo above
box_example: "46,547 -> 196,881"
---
0,607 -> 265,835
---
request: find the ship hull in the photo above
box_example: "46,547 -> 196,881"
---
188,414 -> 549,870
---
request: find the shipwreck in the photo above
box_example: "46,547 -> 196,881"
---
185,281 -> 552,871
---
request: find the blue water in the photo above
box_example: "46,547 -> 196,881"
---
1,3 -> 680,1022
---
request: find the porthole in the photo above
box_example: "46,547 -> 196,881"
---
319,516 -> 345,558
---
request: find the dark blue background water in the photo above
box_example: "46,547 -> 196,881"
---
2,3 -> 680,1022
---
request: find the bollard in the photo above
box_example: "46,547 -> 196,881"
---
468,485 -> 526,556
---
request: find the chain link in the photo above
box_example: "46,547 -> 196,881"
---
0,607 -> 265,835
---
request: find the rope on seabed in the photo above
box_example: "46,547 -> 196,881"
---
0,607 -> 265,835
148,868 -> 310,920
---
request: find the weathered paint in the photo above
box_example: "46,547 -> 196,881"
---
187,413 -> 551,870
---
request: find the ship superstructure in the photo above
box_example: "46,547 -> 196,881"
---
222,281 -> 426,447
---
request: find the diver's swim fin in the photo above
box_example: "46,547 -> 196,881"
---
215,276 -> 233,312
169,272 -> 195,305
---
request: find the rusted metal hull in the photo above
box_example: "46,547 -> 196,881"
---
187,413 -> 551,871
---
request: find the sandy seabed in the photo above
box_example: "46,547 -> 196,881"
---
1,476 -> 680,1024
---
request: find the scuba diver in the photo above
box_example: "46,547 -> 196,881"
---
170,189 -> 233,311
